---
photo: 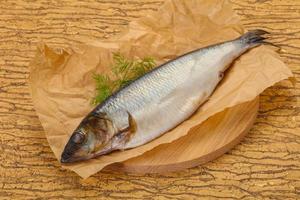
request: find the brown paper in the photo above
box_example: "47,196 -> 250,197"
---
29,0 -> 292,178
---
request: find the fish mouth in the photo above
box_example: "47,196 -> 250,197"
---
60,152 -> 94,164
60,156 -> 76,164
60,157 -> 72,163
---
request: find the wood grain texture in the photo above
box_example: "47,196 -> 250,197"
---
0,0 -> 299,199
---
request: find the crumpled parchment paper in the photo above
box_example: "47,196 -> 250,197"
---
29,0 -> 292,178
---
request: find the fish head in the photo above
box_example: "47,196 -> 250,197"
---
60,113 -> 115,163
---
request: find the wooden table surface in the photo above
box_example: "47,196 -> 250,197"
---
0,0 -> 299,199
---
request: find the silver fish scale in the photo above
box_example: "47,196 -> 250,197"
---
100,56 -> 190,113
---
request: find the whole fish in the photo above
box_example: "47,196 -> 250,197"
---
61,30 -> 270,163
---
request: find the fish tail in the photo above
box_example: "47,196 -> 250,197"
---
239,29 -> 276,48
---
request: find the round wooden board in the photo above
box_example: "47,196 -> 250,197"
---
106,98 -> 259,173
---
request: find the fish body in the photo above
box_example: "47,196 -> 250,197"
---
61,30 -> 269,163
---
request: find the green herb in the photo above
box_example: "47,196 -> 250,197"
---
92,53 -> 156,105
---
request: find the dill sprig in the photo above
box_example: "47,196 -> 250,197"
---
92,53 -> 156,105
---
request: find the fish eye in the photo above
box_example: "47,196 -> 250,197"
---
72,132 -> 85,144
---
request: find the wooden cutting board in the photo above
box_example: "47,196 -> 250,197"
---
107,97 -> 259,173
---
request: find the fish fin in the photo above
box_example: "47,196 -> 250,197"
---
118,111 -> 137,133
240,29 -> 275,47
117,111 -> 137,141
127,111 -> 137,133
